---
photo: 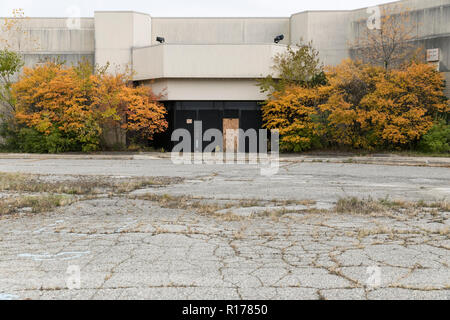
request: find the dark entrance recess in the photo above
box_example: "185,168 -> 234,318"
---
152,101 -> 263,153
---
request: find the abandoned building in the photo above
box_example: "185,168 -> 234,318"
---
1,0 -> 450,149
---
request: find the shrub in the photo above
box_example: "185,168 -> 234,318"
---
5,61 -> 168,153
418,121 -> 450,154
0,122 -> 18,151
360,62 -> 448,149
11,128 -> 79,153
262,59 -> 449,152
262,86 -> 327,152
258,41 -> 326,95
17,128 -> 50,153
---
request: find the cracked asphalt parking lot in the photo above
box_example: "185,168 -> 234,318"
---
0,156 -> 449,300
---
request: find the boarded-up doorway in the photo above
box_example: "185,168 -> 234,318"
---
223,118 -> 239,152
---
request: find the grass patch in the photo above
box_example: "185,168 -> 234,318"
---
0,194 -> 74,215
336,197 -> 386,215
0,172 -> 182,195
136,193 -> 230,215
336,197 -> 449,215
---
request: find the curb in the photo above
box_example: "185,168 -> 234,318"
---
0,153 -> 448,168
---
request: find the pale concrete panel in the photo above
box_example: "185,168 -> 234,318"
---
152,18 -> 244,44
349,0 -> 450,71
146,79 -> 168,100
351,0 -> 450,19
0,18 -> 95,53
95,12 -> 134,70
27,29 -> 94,52
163,44 -> 275,78
443,72 -> 450,97
133,13 -> 152,48
0,17 -> 95,29
290,11 -> 351,66
96,49 -> 132,70
7,53 -> 94,84
306,11 -> 351,66
151,18 -> 290,45
242,19 -> 289,44
95,12 -> 134,50
22,53 -> 94,68
144,78 -> 267,101
350,0 -> 450,42
290,12 -> 309,45
132,45 -> 164,80
95,11 -> 152,72
132,44 -> 287,80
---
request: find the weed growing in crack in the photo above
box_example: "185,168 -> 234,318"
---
0,172 -> 182,195
0,194 -> 74,215
335,197 -> 449,215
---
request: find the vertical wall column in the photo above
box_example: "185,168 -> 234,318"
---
94,11 -> 152,73
290,11 -> 351,66
94,11 -> 152,147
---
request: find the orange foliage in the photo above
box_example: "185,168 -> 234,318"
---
263,86 -> 330,152
320,60 -> 386,148
360,62 -> 449,146
262,59 -> 449,151
12,62 -> 168,151
92,73 -> 168,141
13,62 -> 102,151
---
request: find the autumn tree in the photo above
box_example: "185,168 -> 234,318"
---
93,72 -> 168,142
260,40 -> 328,152
10,61 -> 168,153
360,62 -> 449,148
262,59 -> 448,152
0,49 -> 23,115
262,85 -> 329,152
258,41 -> 326,95
319,60 -> 385,149
13,61 -> 104,151
352,5 -> 420,70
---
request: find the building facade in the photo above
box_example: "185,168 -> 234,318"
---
2,0 -> 450,148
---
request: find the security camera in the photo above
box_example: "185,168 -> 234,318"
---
274,35 -> 284,44
156,37 -> 165,44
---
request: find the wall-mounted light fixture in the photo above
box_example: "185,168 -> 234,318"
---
274,35 -> 284,44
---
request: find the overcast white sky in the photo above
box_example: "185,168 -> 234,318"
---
0,0 -> 396,17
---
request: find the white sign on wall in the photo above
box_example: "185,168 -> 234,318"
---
427,48 -> 440,62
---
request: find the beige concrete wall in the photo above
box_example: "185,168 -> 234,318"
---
444,72 -> 450,98
144,78 -> 267,101
350,0 -> 450,43
133,44 -> 165,80
95,11 -> 151,72
133,44 -> 287,80
133,13 -> 152,48
151,18 -> 289,45
289,12 -> 309,45
349,0 -> 450,71
0,17 -> 95,68
288,0 -> 450,67
290,11 -> 351,66
2,0 -> 450,100
0,18 -> 94,53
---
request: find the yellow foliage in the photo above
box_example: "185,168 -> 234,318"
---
12,62 -> 168,150
262,59 -> 448,151
262,86 -> 329,152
